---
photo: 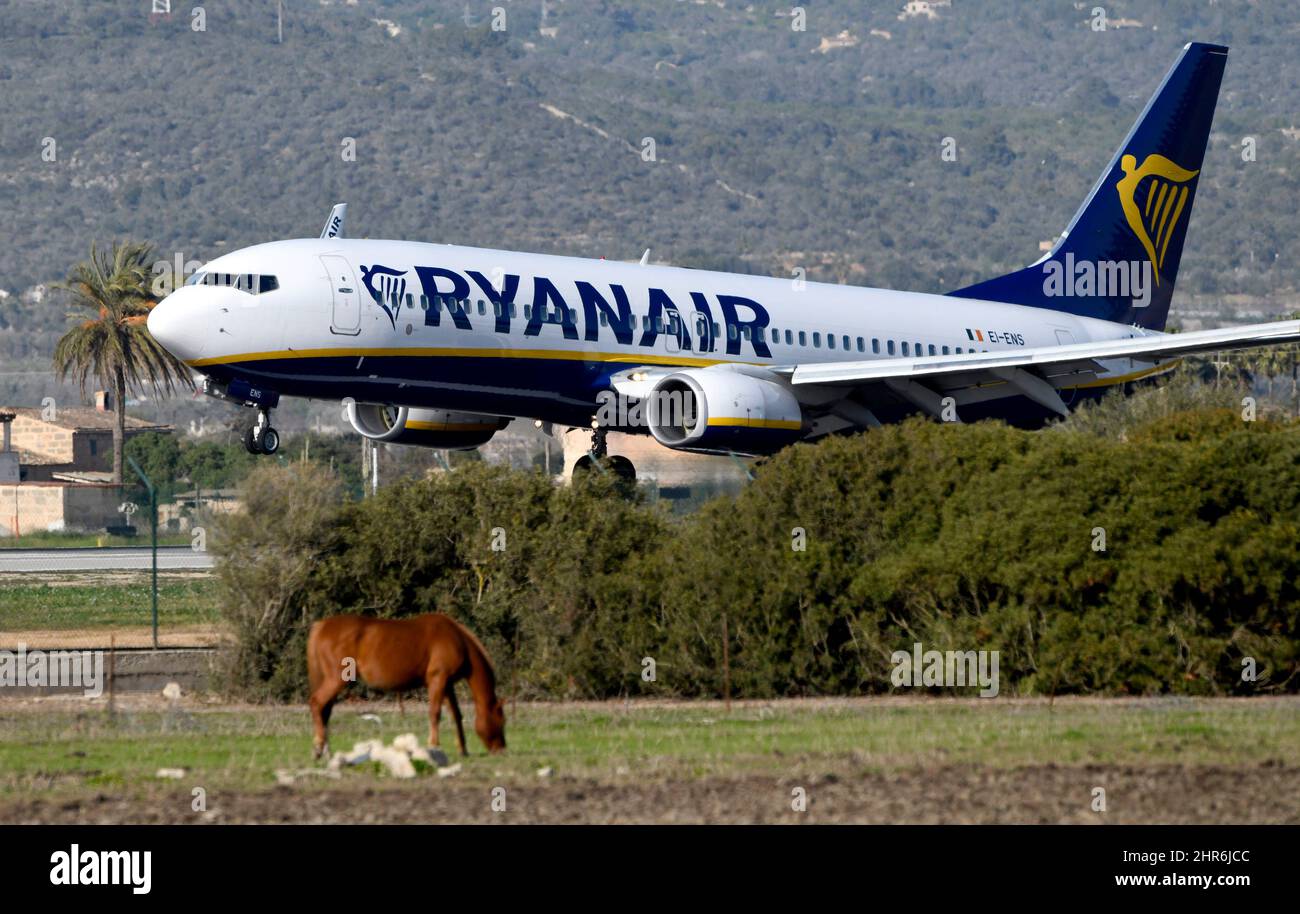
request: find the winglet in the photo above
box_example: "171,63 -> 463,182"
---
321,203 -> 347,239
639,249 -> 651,266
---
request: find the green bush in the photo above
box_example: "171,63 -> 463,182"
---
214,408 -> 1300,701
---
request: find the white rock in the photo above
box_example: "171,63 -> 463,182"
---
155,768 -> 186,779
161,682 -> 182,702
537,767 -> 554,778
436,763 -> 462,778
371,745 -> 417,779
391,733 -> 421,754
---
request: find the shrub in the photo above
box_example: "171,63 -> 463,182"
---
214,408 -> 1300,700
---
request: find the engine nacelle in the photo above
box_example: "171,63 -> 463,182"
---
645,370 -> 804,456
346,403 -> 508,450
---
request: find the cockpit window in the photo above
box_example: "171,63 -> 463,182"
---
193,272 -> 279,295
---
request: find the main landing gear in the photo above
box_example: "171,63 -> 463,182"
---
242,408 -> 280,456
572,426 -> 636,484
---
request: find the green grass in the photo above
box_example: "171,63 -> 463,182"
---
0,698 -> 1294,797
0,531 -> 194,549
0,575 -> 219,630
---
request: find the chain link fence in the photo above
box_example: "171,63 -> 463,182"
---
0,472 -> 222,651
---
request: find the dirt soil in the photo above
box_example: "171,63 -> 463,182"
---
5,763 -> 1296,824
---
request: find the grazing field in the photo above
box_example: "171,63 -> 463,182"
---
0,696 -> 1295,824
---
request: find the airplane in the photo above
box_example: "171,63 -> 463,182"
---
147,41 -> 1300,483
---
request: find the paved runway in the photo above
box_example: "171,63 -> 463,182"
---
0,546 -> 214,572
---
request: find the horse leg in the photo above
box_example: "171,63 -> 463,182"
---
426,671 -> 448,748
310,676 -> 345,760
445,685 -> 468,757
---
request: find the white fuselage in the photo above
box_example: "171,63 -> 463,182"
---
148,237 -> 1163,429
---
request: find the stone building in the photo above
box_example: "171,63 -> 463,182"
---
0,398 -> 171,536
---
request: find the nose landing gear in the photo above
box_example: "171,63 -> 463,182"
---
243,408 -> 280,455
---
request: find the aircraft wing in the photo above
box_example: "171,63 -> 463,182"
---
779,320 -> 1300,418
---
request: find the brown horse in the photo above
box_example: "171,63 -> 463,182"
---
307,613 -> 506,759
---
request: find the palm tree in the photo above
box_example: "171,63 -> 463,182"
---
53,241 -> 194,484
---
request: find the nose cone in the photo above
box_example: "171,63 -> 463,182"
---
148,290 -> 204,362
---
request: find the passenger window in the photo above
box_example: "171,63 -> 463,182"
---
812,332 -> 821,348
887,340 -> 895,355
901,341 -> 910,356
827,334 -> 835,350
405,293 -> 414,309
928,344 -> 936,356
601,312 -> 609,327
942,345 -> 950,355
798,331 -> 806,346
872,338 -> 880,354
785,330 -> 793,345
727,324 -> 738,341
524,304 -> 532,319
856,337 -> 864,353
743,326 -> 751,340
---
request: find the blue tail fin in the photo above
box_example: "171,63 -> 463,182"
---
949,42 -> 1228,331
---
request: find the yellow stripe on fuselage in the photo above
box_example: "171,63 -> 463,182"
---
186,346 -> 736,370
187,346 -> 1180,400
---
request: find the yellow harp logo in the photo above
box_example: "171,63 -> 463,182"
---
1116,153 -> 1199,286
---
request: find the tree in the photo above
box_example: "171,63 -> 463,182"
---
52,241 -> 194,484
124,431 -> 182,492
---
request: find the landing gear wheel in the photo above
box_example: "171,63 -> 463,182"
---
606,454 -> 636,483
244,408 -> 279,456
259,427 -> 280,455
572,453 -> 636,489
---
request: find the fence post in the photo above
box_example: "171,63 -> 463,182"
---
127,457 -> 158,649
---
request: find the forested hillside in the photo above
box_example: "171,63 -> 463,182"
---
2,0 -> 1299,417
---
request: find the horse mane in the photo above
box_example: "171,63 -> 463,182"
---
450,616 -> 497,690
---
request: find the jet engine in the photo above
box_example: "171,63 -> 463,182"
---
645,370 -> 803,456
346,403 -> 509,450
